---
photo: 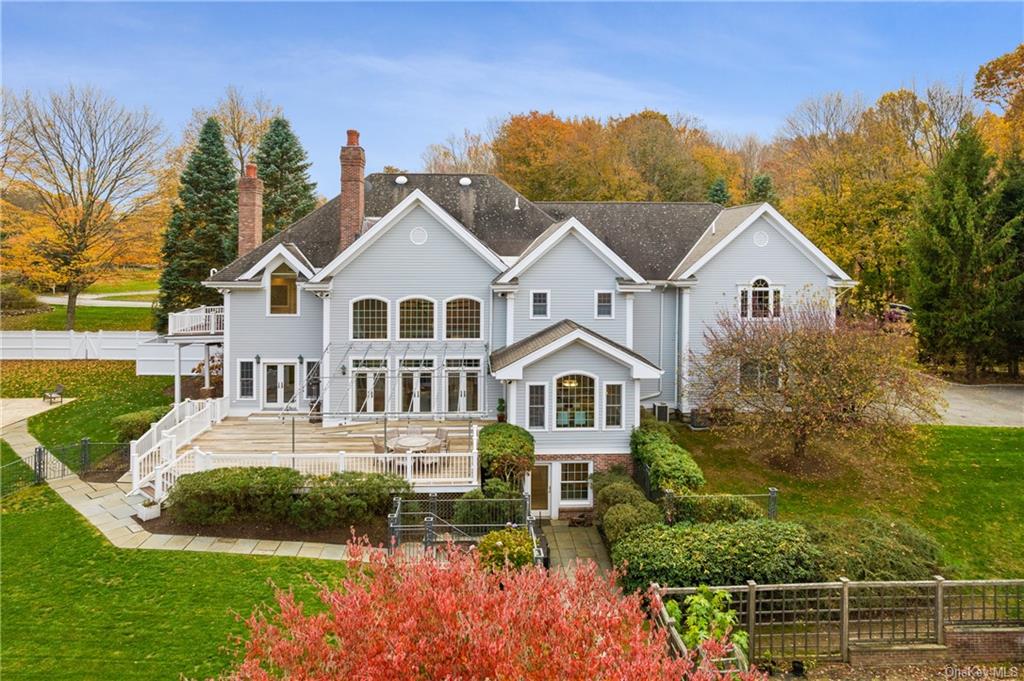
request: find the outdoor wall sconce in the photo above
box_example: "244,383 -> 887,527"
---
297,355 -> 304,365
340,365 -> 347,376
254,355 -> 261,365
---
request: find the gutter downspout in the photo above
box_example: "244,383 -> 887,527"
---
640,286 -> 665,402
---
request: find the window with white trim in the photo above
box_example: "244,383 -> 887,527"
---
305,361 -> 320,401
595,291 -> 614,318
739,278 -> 781,319
739,359 -> 780,390
269,264 -> 297,315
554,374 -> 595,429
560,462 -> 590,502
445,298 -> 481,339
399,298 -> 434,339
604,383 -> 623,428
527,384 -> 547,430
238,360 -> 255,399
352,298 -> 389,339
531,291 -> 549,319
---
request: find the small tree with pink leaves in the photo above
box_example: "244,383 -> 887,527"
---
219,542 -> 766,681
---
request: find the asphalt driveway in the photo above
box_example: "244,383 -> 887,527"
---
936,383 -> 1024,427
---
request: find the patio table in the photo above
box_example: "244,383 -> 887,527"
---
387,435 -> 439,452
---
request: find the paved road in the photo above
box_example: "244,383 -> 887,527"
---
36,290 -> 156,309
937,383 -> 1024,427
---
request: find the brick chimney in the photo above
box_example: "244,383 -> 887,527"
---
238,162 -> 264,257
340,129 -> 365,249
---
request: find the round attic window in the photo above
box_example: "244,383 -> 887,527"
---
410,226 -> 428,245
753,230 -> 770,248
459,177 -> 472,186
395,175 -> 408,185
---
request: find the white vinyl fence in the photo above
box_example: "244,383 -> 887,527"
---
0,331 -> 208,376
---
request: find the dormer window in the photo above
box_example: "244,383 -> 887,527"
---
269,264 -> 297,315
739,278 -> 781,319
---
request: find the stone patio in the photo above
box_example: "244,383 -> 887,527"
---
541,520 -> 612,573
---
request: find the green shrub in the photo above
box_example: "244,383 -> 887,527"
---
630,426 -> 705,491
111,406 -> 170,442
477,528 -> 534,570
667,491 -> 765,524
166,467 -> 409,529
482,477 -> 522,499
591,465 -> 634,496
0,284 -> 39,311
612,520 -> 824,591
806,515 -> 943,580
602,501 -> 663,544
453,481 -> 525,528
595,482 -> 647,521
478,423 -> 535,481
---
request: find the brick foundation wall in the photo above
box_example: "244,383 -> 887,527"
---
848,643 -> 950,668
946,626 -> 1024,663
535,453 -> 633,475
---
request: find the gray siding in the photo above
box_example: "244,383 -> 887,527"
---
324,205 -> 503,416
226,287 -> 323,410
633,285 -> 677,405
514,234 -> 627,344
514,342 -> 634,453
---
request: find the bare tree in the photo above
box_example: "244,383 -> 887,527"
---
921,81 -> 974,166
421,129 -> 495,173
691,301 -> 940,466
176,86 -> 281,176
9,86 -> 164,328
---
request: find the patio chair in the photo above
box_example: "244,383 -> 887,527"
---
406,424 -> 423,436
371,435 -> 387,453
42,384 -> 65,404
434,427 -> 450,452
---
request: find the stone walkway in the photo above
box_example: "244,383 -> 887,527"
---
542,520 -> 612,573
1,398 -> 77,429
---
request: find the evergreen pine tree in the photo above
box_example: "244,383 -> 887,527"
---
990,148 -> 1024,376
908,122 -> 1023,381
253,117 -> 317,237
745,173 -> 779,204
706,177 -> 731,205
156,118 -> 238,331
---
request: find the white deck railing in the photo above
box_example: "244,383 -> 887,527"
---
168,306 -> 224,336
130,396 -> 229,495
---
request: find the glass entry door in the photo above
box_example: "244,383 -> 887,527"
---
263,363 -> 296,409
445,359 -> 481,414
352,359 -> 387,414
400,359 -> 433,413
530,464 -> 551,516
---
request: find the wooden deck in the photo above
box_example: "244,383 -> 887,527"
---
184,417 -> 487,456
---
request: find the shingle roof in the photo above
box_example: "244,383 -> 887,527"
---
671,203 -> 764,278
211,173 -> 723,283
489,319 -> 661,372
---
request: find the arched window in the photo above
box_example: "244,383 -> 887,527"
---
399,298 -> 435,339
554,374 -> 595,429
268,264 -> 297,315
352,298 -> 389,339
445,298 -> 481,339
739,277 -> 781,319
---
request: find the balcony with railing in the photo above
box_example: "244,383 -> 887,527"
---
167,306 -> 224,337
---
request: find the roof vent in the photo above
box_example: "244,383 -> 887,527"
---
395,175 -> 408,185
459,177 -> 472,187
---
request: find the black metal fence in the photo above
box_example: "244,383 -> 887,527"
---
633,460 -> 779,521
1,456 -> 36,498
40,438 -> 130,477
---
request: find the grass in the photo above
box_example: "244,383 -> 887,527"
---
101,293 -> 159,303
1,440 -> 35,498
0,485 -> 349,680
83,268 -> 160,294
667,423 -> 1024,578
0,306 -> 154,331
0,361 -> 172,465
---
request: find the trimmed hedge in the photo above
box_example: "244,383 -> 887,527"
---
166,468 -> 410,530
612,520 -> 824,591
478,528 -> 534,570
805,515 -> 943,580
602,501 -> 663,545
667,491 -> 765,524
478,423 -> 535,480
0,284 -> 38,311
591,465 -> 634,496
595,482 -> 647,521
630,427 -> 704,491
111,406 -> 171,442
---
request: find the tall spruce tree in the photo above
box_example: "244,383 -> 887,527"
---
990,148 -> 1024,376
706,177 -> 731,204
908,122 -> 1022,380
253,117 -> 317,237
745,173 -> 779,204
156,118 -> 237,331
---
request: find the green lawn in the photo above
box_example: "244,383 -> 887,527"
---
1,305 -> 154,331
101,293 -> 159,303
0,485 -> 349,680
1,440 -> 35,498
0,361 -> 172,465
84,268 -> 160,294
669,424 -> 1024,578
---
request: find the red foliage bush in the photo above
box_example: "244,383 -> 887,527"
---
220,542 -> 766,680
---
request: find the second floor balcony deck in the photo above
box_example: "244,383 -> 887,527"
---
168,306 -> 224,337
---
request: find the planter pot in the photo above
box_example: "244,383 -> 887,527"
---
496,413 -> 507,423
137,504 -> 161,521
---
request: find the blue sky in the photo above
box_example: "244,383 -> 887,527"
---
4,2 -> 1021,194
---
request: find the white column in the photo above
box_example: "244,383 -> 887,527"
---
680,288 -> 691,413
507,380 -> 517,425
222,290 -> 231,404
203,344 -> 211,389
633,378 -> 641,427
321,292 -> 332,418
505,292 -> 515,346
625,293 -> 635,349
174,343 -> 182,404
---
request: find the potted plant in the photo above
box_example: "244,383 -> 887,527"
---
138,499 -> 161,522
496,398 -> 507,423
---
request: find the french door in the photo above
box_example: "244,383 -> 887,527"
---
529,464 -> 552,518
445,359 -> 481,414
400,359 -> 434,413
353,359 -> 387,413
263,363 -> 297,409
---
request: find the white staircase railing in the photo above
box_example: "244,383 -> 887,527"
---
168,306 -> 224,336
